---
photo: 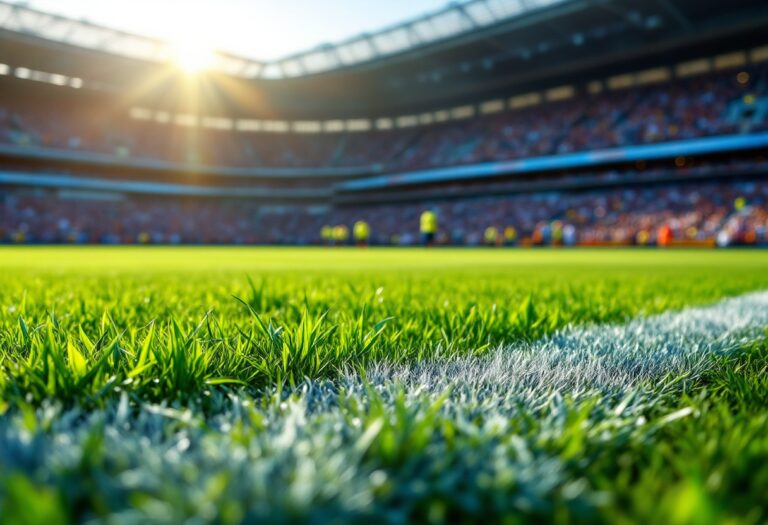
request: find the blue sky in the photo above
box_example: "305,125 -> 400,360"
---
25,0 -> 451,60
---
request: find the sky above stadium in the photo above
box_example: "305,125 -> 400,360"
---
25,0 -> 451,61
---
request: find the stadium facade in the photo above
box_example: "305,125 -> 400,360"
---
0,0 -> 767,245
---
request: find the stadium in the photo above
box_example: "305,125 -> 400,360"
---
0,0 -> 768,523
1,0 -> 767,246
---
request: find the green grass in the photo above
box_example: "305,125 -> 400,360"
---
0,247 -> 767,524
2,247 -> 767,403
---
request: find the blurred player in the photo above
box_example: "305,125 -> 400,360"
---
484,226 -> 499,247
353,220 -> 370,247
503,226 -> 517,246
563,224 -> 576,247
321,225 -> 334,246
734,196 -> 747,212
551,221 -> 563,246
420,210 -> 438,246
333,225 -> 349,246
636,229 -> 651,246
657,224 -> 673,247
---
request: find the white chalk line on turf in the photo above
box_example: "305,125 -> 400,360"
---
362,291 -> 768,401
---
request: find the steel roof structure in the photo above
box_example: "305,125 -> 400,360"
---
0,0 -> 567,79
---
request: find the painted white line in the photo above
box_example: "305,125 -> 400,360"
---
362,291 -> 768,401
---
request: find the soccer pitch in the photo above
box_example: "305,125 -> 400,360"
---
1,247 -> 768,524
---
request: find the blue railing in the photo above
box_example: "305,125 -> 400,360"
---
340,133 -> 768,191
2,132 -> 767,195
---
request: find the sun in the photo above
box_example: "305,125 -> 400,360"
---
169,40 -> 215,73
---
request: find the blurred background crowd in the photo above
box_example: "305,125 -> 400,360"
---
1,66 -> 766,171
2,179 -> 766,247
1,63 -> 767,248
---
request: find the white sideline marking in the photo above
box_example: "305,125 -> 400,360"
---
363,291 -> 768,399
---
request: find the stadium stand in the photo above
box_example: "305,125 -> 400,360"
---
1,65 -> 766,169
3,177 -> 767,246
0,0 -> 767,246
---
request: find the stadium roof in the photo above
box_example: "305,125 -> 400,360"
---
3,0 -> 767,119
0,0 -> 567,79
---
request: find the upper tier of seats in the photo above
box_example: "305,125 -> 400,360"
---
1,66 -> 766,172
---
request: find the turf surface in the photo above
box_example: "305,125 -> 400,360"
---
0,247 -> 767,524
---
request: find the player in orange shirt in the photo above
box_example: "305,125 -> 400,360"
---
657,224 -> 673,247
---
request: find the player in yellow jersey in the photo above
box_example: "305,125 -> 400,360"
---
503,226 -> 517,246
734,196 -> 747,211
484,226 -> 499,247
321,225 -> 334,246
420,210 -> 438,246
333,225 -> 349,246
353,220 -> 370,247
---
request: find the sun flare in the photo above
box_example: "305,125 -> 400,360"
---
169,40 -> 215,73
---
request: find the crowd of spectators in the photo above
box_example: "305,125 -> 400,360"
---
0,98 -> 414,169
391,67 -> 768,171
1,66 -> 766,171
330,180 -> 768,247
2,180 -> 766,247
1,63 -> 767,247
0,192 -> 326,245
